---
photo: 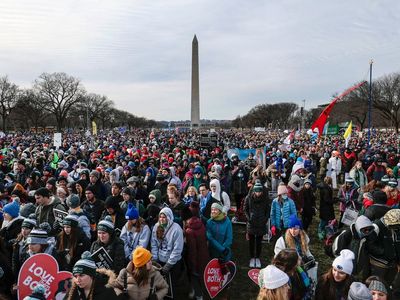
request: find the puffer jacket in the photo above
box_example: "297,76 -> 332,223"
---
151,207 -> 184,266
90,233 -> 127,274
270,197 -> 297,230
244,192 -> 270,236
206,214 -> 233,262
64,268 -> 120,300
112,261 -> 168,300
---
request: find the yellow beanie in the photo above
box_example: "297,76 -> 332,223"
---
132,247 -> 152,268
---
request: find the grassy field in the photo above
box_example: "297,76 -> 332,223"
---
227,209 -> 334,300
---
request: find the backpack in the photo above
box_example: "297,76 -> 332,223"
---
323,220 -> 341,258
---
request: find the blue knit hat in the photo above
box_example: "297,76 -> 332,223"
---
288,214 -> 302,229
125,203 -> 139,220
3,200 -> 20,218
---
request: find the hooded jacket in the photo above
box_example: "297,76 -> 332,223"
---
206,211 -> 233,262
35,196 -> 67,236
119,222 -> 151,260
151,207 -> 184,266
65,268 -> 119,300
210,179 -> 230,213
185,216 -> 209,275
144,189 -> 162,228
112,261 -> 168,300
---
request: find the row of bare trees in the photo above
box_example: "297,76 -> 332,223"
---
0,72 -> 158,132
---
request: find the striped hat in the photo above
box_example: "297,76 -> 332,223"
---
62,214 -> 79,227
97,216 -> 114,234
22,214 -> 37,229
26,224 -> 49,245
72,251 -> 97,277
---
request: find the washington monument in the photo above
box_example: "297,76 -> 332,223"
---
191,35 -> 200,128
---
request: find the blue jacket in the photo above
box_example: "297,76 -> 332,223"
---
270,197 -> 297,230
206,216 -> 233,262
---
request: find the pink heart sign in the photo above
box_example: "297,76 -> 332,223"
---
248,268 -> 260,285
18,253 -> 73,299
204,258 -> 236,299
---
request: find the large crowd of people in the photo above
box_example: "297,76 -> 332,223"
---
0,128 -> 398,299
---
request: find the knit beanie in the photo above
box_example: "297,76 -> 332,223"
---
253,182 -> 263,192
27,223 -> 50,245
20,203 -> 36,218
105,196 -> 120,210
368,280 -> 387,295
211,202 -> 224,212
23,284 -> 46,300
260,265 -> 289,289
288,214 -> 302,229
332,249 -> 355,275
73,251 -> 97,277
34,187 -> 50,198
98,216 -> 114,234
62,214 -> 79,227
67,194 -> 81,209
347,282 -> 372,300
149,189 -> 161,203
3,200 -> 20,218
22,213 -> 37,229
125,203 -> 139,220
132,247 -> 152,268
277,183 -> 288,196
85,185 -> 96,194
180,205 -> 193,222
89,170 -> 100,180
388,178 -> 398,188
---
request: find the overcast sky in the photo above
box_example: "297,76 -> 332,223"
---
0,1 -> 399,121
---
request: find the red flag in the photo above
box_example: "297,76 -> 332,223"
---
311,81 -> 367,136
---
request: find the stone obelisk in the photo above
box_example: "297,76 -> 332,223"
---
191,35 -> 200,128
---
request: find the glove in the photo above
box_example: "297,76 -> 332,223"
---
222,248 -> 229,257
53,221 -> 62,231
271,226 -> 276,236
161,263 -> 173,276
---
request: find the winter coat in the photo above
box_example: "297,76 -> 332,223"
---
119,222 -> 151,260
373,218 -> 400,265
184,216 -> 209,275
100,209 -> 126,231
35,197 -> 67,236
69,209 -> 91,239
151,207 -> 184,266
87,181 -> 108,201
112,261 -> 168,300
64,268 -> 120,300
317,182 -> 336,221
274,233 -> 313,259
270,197 -> 297,230
80,198 -> 105,224
206,215 -> 233,262
199,192 -> 219,224
364,204 -> 391,222
366,162 -> 387,182
90,234 -> 127,274
144,203 -> 161,229
337,185 -> 359,212
244,192 -> 270,236
0,216 -> 23,253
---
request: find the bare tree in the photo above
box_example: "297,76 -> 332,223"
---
14,89 -> 49,131
33,72 -> 85,130
0,76 -> 19,131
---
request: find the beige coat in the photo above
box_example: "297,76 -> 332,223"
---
112,261 -> 169,300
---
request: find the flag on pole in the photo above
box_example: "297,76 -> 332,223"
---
283,129 -> 295,145
323,121 -> 329,135
311,81 -> 367,137
343,121 -> 352,147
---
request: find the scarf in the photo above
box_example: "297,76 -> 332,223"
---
212,211 -> 226,221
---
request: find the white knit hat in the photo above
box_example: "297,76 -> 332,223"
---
332,249 -> 355,275
260,265 -> 289,289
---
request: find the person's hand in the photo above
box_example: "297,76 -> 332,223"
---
161,263 -> 172,276
271,226 -> 276,236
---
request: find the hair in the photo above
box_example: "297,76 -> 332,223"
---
35,187 -> 51,198
362,179 -> 377,193
198,183 -> 208,190
365,275 -> 388,291
324,176 -> 332,185
132,265 -> 150,287
284,230 -> 309,257
127,217 -> 145,233
66,276 -> 95,300
257,285 -> 288,300
57,226 -> 79,259
272,249 -> 299,274
185,186 -> 198,198
167,185 -> 180,199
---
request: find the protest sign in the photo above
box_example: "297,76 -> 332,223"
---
53,209 -> 68,223
248,269 -> 260,285
91,247 -> 113,269
18,253 -> 72,300
204,258 -> 236,298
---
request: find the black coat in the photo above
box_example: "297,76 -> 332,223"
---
90,234 -> 127,274
244,192 -> 270,236
317,182 -> 336,221
364,204 -> 391,222
0,217 -> 23,254
81,198 -> 105,224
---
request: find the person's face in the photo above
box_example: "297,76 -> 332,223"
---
211,207 -> 221,218
21,227 -> 31,238
58,181 -> 67,188
371,290 -> 387,300
194,173 -> 202,179
304,183 -> 311,190
356,162 -> 362,169
254,191 -> 262,197
122,193 -> 130,202
28,243 -> 42,254
45,183 -> 53,190
168,194 -> 177,205
210,184 -> 217,193
128,219 -> 137,226
149,195 -> 156,203
35,195 -> 45,205
89,175 -> 97,184
106,207 -> 115,215
199,187 -> 208,197
159,214 -> 168,225
289,227 -> 300,237
64,225 -> 72,235
146,260 -> 152,271
76,184 -> 82,193
332,267 -> 347,282
85,191 -> 94,201
162,169 -> 169,177
98,231 -> 110,243
3,213 -> 12,221
111,186 -> 121,196
57,190 -> 66,199
188,189 -> 195,196
74,274 -> 93,289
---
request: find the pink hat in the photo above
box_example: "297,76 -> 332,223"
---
59,170 -> 69,178
277,184 -> 288,196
